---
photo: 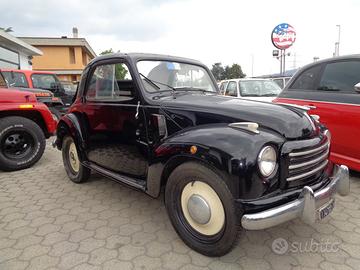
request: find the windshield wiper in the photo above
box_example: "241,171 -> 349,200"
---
139,73 -> 160,90
260,93 -> 277,97
139,73 -> 175,91
173,87 -> 215,94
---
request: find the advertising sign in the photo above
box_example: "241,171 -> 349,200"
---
271,23 -> 296,50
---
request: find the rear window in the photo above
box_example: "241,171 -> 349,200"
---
2,71 -> 29,88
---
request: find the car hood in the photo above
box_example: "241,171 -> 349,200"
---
10,87 -> 53,96
158,94 -> 315,139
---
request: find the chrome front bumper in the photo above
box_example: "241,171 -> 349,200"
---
241,165 -> 350,230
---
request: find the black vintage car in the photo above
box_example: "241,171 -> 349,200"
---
54,53 -> 349,256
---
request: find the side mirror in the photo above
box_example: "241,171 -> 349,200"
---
354,82 -> 360,93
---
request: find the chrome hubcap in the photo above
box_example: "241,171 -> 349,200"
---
181,181 -> 225,236
68,142 -> 79,173
187,194 -> 211,224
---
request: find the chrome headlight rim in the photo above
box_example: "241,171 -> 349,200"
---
257,145 -> 278,178
324,129 -> 331,142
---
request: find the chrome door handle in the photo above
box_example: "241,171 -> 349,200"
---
135,101 -> 140,119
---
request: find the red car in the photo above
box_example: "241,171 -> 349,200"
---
274,55 -> 360,171
0,72 -> 56,171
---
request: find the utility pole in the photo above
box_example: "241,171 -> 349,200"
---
334,24 -> 341,57
251,54 -> 254,77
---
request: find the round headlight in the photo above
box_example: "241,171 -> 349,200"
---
257,146 -> 277,177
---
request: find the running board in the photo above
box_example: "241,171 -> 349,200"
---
83,161 -> 146,191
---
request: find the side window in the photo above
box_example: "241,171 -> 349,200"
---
219,81 -> 228,94
318,61 -> 360,93
225,81 -> 237,97
273,79 -> 284,89
86,63 -> 134,101
290,65 -> 322,90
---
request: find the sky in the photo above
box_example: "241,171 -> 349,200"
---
1,0 -> 359,76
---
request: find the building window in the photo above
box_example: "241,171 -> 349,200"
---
69,47 -> 76,64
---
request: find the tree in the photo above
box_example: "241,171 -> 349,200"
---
211,62 -> 246,81
99,49 -> 128,79
211,62 -> 225,81
0,27 -> 13,32
225,63 -> 246,79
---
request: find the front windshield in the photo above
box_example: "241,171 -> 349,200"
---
31,74 -> 59,90
239,80 -> 282,97
137,60 -> 217,93
2,71 -> 29,88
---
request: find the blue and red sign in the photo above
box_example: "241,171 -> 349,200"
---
271,23 -> 296,50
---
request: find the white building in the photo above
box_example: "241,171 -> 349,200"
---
0,29 -> 42,70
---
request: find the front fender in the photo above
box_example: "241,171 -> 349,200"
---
147,124 -> 285,199
55,113 -> 86,160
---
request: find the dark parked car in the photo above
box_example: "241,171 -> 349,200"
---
274,55 -> 360,171
54,53 -> 349,256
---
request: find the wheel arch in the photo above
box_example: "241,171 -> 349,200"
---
55,113 -> 86,160
0,110 -> 49,138
146,124 -> 285,199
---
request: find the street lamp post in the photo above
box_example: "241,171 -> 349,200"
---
335,24 -> 341,57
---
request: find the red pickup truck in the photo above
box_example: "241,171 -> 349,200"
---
274,55 -> 360,171
0,72 -> 56,171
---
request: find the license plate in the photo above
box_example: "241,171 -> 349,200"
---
318,199 -> 335,220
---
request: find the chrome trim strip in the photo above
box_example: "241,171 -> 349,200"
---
241,165 -> 349,230
287,160 -> 328,181
276,102 -> 311,111
289,150 -> 329,170
228,122 -> 259,134
289,141 -> 329,157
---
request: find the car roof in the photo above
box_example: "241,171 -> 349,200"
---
298,54 -> 360,70
89,52 -> 205,66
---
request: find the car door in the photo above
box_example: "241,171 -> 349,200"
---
224,81 -> 238,97
275,60 -> 360,170
81,60 -> 148,178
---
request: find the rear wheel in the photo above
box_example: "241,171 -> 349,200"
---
0,116 -> 45,171
165,162 -> 241,256
62,136 -> 90,183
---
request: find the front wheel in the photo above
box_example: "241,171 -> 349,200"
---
62,136 -> 90,183
0,116 -> 46,171
165,162 -> 241,256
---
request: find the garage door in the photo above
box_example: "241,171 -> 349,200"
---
0,46 -> 19,69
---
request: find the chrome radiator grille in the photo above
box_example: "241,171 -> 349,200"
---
287,140 -> 330,182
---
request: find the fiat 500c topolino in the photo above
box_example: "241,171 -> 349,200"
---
54,53 -> 349,256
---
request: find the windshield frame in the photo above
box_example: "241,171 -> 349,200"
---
135,59 -> 219,95
239,79 -> 282,97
